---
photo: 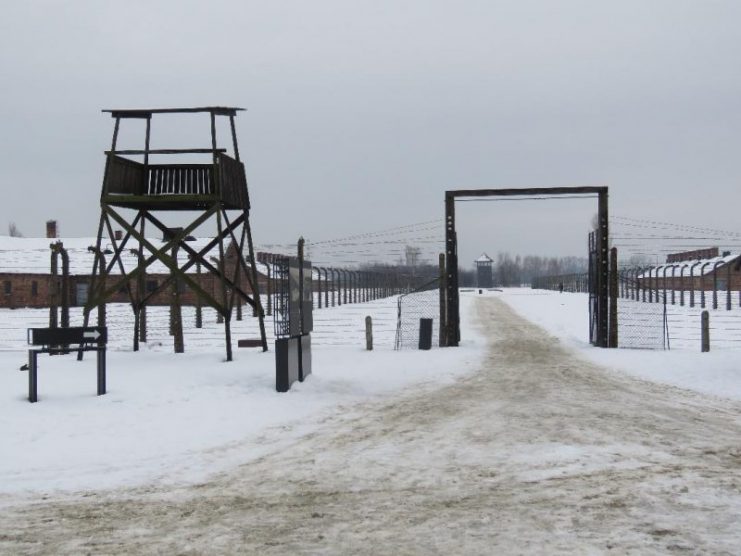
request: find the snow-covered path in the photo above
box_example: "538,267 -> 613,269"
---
4,297 -> 741,554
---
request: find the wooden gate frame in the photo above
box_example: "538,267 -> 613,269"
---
443,186 -> 609,347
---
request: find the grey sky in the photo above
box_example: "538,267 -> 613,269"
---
1,1 -> 739,268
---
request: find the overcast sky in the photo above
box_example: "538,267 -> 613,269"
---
1,1 -> 739,267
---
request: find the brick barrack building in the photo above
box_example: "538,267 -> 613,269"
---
0,222 -> 265,310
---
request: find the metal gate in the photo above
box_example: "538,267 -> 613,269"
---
394,278 -> 440,350
588,230 -> 598,345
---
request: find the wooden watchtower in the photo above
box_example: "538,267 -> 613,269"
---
83,107 -> 267,360
475,253 -> 493,288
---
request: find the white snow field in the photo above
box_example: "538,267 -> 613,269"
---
497,288 -> 741,401
3,290 -> 741,553
0,293 -> 485,495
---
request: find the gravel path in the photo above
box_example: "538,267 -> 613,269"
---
3,297 -> 741,554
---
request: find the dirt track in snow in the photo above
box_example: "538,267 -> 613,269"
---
4,297 -> 741,554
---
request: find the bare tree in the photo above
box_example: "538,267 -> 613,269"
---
8,222 -> 23,237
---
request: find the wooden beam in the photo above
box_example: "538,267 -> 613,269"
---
447,186 -> 607,198
105,148 -> 227,155
142,211 -> 258,308
103,208 -> 225,311
103,107 -> 244,118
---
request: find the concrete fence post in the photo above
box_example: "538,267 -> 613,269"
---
365,316 -> 373,350
700,262 -> 711,309
726,263 -> 731,311
701,310 -> 710,352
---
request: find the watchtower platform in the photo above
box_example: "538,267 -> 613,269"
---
102,107 -> 249,211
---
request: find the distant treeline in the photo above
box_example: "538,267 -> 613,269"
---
356,253 -> 588,290
359,261 -> 440,290
459,253 -> 588,287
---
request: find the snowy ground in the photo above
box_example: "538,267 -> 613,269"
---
496,288 -> 741,402
0,293 -> 484,495
3,295 -> 741,554
4,289 -> 741,498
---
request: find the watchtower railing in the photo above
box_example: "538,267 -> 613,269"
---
147,164 -> 214,196
105,155 -> 147,195
218,152 -> 249,209
103,151 -> 248,210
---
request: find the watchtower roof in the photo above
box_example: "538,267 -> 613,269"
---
103,106 -> 244,118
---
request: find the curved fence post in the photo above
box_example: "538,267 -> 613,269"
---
712,261 -> 722,310
322,268 -> 329,308
654,266 -> 661,303
330,268 -> 342,307
690,262 -> 701,308
700,262 -> 711,309
313,266 -> 321,309
726,261 -> 732,311
662,265 -> 669,303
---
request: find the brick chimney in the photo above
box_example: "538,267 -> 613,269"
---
46,220 -> 57,239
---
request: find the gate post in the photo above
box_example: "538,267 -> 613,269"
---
609,247 -> 618,348
439,253 -> 446,347
597,188 -> 609,347
444,193 -> 459,346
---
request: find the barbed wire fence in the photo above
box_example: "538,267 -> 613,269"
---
611,215 -> 741,350
0,220 -> 448,352
254,219 -> 446,349
533,214 -> 741,350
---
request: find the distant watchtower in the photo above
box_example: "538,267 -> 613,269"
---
83,107 -> 266,360
476,253 -> 493,288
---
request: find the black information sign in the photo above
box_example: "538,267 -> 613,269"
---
288,258 -> 313,337
25,327 -> 108,403
28,326 -> 107,347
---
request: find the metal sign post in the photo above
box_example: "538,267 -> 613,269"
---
274,238 -> 313,392
26,326 -> 107,403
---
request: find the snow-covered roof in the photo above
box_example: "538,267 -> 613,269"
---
476,253 -> 493,263
637,253 -> 740,278
0,235 -> 237,276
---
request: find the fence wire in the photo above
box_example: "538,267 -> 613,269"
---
616,274 -> 669,349
617,300 -> 668,349
394,279 -> 440,350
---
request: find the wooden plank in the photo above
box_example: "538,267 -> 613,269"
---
103,194 -> 219,203
103,107 -> 244,118
105,148 -> 226,155
447,186 -> 607,198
